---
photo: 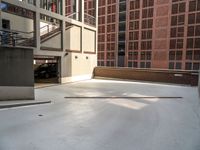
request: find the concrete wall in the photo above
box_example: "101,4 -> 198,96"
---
1,12 -> 34,32
199,71 -> 200,96
65,26 -> 96,52
0,46 -> 34,100
41,33 -> 62,49
83,28 -> 95,52
65,26 -> 81,51
61,26 -> 97,83
71,53 -> 96,76
61,52 -> 97,83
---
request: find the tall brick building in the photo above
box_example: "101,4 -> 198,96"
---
97,0 -> 200,70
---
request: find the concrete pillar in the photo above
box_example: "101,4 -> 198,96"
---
80,0 -> 85,53
76,0 -> 79,21
95,0 -> 98,55
35,1 -> 40,49
198,70 -> 200,97
61,0 -> 66,51
95,0 -> 98,27
81,0 -> 84,23
62,0 -> 65,16
0,0 -> 2,29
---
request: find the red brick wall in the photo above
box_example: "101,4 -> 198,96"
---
93,67 -> 199,86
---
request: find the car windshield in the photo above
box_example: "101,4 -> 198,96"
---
40,64 -> 48,68
35,64 -> 48,71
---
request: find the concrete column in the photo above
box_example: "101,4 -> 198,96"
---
62,0 -> 65,16
198,70 -> 200,96
0,0 -> 2,29
80,0 -> 84,53
76,0 -> 79,21
81,0 -> 84,23
95,0 -> 98,55
35,0 -> 40,49
61,0 -> 66,51
95,0 -> 98,27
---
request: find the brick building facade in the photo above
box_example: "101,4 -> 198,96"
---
97,0 -> 200,71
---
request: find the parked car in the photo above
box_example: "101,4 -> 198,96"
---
34,63 -> 58,79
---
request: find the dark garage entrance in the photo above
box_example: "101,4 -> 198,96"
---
34,55 -> 61,84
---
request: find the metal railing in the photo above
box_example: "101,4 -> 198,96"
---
66,12 -> 80,21
40,24 -> 60,36
17,0 -> 36,5
66,12 -> 77,19
66,12 -> 96,26
0,29 -> 35,47
0,24 -> 61,47
84,13 -> 96,26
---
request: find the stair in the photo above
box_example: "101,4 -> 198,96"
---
40,27 -> 61,43
17,25 -> 61,47
14,23 -> 74,47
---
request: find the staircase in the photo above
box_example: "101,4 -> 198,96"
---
0,23 -> 73,47
40,26 -> 61,43
18,25 -> 61,47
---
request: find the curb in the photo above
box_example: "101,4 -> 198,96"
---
0,101 -> 51,109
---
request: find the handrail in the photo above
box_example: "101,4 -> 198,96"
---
85,13 -> 95,19
0,28 -> 33,34
0,24 -> 58,35
40,24 -> 60,36
66,12 -> 77,18
0,29 -> 34,47
66,12 -> 80,21
0,24 -> 60,47
40,25 -> 49,30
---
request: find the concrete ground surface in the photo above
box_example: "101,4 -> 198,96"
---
0,79 -> 200,150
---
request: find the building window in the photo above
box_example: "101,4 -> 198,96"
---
187,26 -> 195,37
169,62 -> 174,69
176,51 -> 182,60
140,62 -> 145,68
189,0 -> 200,12
188,13 -> 195,24
194,51 -> 200,60
195,25 -> 200,36
169,51 -> 175,60
187,38 -> 194,48
175,62 -> 182,69
193,63 -> 200,70
186,50 -> 193,60
195,38 -> 200,48
185,62 -> 192,70
41,0 -> 62,14
143,0 -> 154,8
146,62 -> 151,68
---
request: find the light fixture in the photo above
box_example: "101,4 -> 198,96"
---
64,52 -> 68,57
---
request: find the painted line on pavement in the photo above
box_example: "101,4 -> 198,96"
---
64,96 -> 182,99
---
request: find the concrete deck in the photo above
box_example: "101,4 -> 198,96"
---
0,79 -> 200,150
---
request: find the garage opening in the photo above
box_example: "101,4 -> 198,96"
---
34,56 -> 61,85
